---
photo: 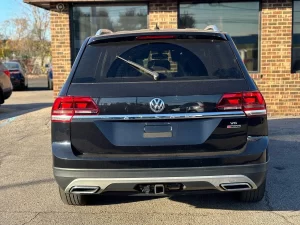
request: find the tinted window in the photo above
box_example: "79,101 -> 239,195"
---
3,62 -> 19,70
72,4 -> 147,61
293,0 -> 300,72
179,1 -> 260,72
73,40 -> 243,83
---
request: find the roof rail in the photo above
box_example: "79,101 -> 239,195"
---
95,29 -> 113,36
204,25 -> 220,32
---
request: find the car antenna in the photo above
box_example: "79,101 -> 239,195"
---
155,23 -> 160,30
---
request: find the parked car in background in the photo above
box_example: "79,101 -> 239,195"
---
47,64 -> 53,90
51,27 -> 268,205
3,61 -> 28,90
0,62 -> 13,104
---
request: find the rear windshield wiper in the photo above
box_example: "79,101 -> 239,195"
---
116,56 -> 159,80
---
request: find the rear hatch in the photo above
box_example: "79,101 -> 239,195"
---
9,70 -> 23,81
54,32 -> 266,158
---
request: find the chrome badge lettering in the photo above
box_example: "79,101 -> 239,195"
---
227,122 -> 241,129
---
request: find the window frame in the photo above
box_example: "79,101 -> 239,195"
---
292,0 -> 300,73
177,0 -> 261,73
69,2 -> 149,64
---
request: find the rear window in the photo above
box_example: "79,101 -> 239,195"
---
73,39 -> 243,83
4,62 -> 19,70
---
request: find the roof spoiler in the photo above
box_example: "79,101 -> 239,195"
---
95,25 -> 220,36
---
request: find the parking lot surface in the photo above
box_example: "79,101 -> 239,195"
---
0,81 -> 299,225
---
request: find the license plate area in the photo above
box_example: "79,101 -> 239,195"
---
143,125 -> 172,138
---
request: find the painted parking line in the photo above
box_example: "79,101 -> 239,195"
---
0,117 -> 17,128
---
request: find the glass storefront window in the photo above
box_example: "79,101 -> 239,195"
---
72,4 -> 148,61
179,1 -> 260,72
293,0 -> 300,72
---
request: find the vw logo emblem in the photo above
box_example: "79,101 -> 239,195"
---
149,98 -> 165,113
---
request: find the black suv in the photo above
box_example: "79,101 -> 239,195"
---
51,27 -> 268,205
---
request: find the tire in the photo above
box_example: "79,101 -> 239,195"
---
0,89 -> 4,104
22,83 -> 27,91
59,187 -> 88,206
238,179 -> 266,202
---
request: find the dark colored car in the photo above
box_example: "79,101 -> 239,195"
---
47,64 -> 53,90
0,62 -> 13,104
3,62 -> 28,90
51,27 -> 268,206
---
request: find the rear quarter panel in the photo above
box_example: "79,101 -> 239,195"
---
0,64 -> 13,95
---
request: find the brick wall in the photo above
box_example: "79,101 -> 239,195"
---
149,0 -> 178,29
255,0 -> 300,116
50,3 -> 71,97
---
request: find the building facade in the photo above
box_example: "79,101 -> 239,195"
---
24,0 -> 300,116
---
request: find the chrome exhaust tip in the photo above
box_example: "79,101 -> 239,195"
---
220,183 -> 252,191
69,186 -> 100,194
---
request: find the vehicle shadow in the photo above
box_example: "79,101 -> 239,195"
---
88,195 -> 161,206
0,103 -> 52,121
85,118 -> 300,211
12,87 -> 50,92
27,87 -> 50,91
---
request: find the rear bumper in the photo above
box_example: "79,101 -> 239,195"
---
54,162 -> 268,194
53,136 -> 268,194
11,79 -> 25,89
52,136 -> 269,169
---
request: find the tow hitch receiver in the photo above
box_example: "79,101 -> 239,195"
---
137,183 -> 183,194
154,184 -> 165,194
138,184 -> 165,194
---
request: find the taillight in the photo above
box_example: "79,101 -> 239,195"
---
136,35 -> 176,40
217,93 -> 243,111
4,70 -> 10,77
51,96 -> 99,122
217,91 -> 266,117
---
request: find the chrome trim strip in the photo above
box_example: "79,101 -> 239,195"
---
72,111 -> 245,121
65,175 -> 257,193
245,110 -> 267,116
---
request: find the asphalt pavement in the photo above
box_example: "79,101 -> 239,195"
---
0,78 -> 299,225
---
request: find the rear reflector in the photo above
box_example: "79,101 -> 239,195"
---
4,70 -> 10,77
51,96 -> 99,122
136,35 -> 176,40
217,91 -> 266,117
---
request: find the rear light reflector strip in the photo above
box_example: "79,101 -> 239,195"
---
217,91 -> 266,117
51,96 -> 99,122
51,115 -> 73,122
